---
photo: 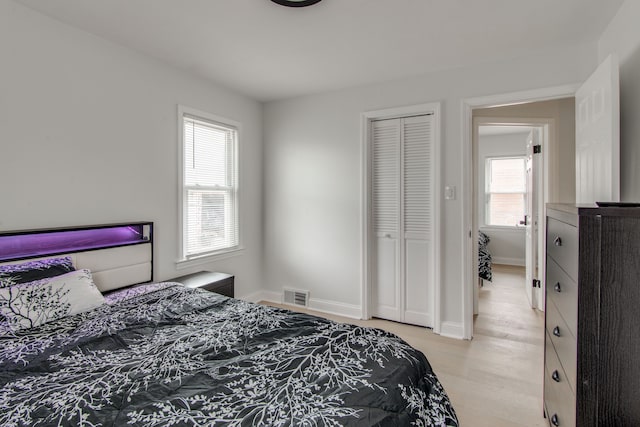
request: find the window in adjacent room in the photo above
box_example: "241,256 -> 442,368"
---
485,156 -> 526,227
179,106 -> 240,262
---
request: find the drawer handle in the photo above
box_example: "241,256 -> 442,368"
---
554,282 -> 562,293
553,326 -> 561,337
552,370 -> 561,382
554,236 -> 562,246
551,414 -> 559,426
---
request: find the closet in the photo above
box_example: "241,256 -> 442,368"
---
371,114 -> 434,327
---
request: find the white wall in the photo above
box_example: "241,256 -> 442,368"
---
3,0 -> 628,337
0,0 -> 264,298
473,98 -> 577,204
477,132 -> 527,266
263,43 -> 598,332
598,0 -> 640,201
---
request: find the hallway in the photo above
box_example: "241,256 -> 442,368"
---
466,264 -> 546,425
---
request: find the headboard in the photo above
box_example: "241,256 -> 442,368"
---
0,222 -> 153,292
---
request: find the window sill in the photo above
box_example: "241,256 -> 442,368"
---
480,225 -> 526,233
176,247 -> 245,270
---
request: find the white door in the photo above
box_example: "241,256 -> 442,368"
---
576,54 -> 620,204
371,115 -> 434,327
371,119 -> 402,322
402,115 -> 434,327
524,131 -> 535,309
524,129 -> 543,310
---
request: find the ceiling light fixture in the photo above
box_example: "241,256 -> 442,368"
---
271,0 -> 322,7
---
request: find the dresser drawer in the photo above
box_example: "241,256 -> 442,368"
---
545,330 -> 576,427
544,370 -> 576,427
547,218 -> 578,281
546,258 -> 578,338
546,298 -> 577,393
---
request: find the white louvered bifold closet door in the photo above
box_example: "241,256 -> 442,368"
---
372,119 -> 402,322
371,115 -> 434,327
402,115 -> 433,326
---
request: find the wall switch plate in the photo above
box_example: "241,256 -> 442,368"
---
444,185 -> 456,200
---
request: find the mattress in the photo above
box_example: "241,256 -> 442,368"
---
0,282 -> 458,426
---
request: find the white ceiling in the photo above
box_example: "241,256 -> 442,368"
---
17,0 -> 624,102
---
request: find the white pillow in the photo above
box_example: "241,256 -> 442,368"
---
0,269 -> 105,331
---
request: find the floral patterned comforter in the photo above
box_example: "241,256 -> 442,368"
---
0,283 -> 458,426
478,231 -> 492,282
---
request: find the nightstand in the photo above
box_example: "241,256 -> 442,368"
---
169,271 -> 234,298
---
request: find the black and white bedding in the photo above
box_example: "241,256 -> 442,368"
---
478,231 -> 492,282
0,282 -> 459,426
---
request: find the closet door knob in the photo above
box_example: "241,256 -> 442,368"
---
553,326 -> 561,337
554,282 -> 562,293
554,236 -> 562,246
552,370 -> 560,382
551,414 -> 559,426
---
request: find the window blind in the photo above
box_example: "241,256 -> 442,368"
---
182,114 -> 238,258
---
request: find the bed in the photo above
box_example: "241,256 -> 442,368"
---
478,230 -> 492,284
0,223 -> 458,427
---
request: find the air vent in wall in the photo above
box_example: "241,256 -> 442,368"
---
283,288 -> 309,307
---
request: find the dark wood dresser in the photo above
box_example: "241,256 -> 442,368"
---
544,204 -> 640,426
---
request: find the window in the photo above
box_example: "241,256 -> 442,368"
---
485,156 -> 526,227
179,106 -> 239,261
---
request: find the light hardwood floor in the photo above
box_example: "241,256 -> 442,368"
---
265,264 -> 545,426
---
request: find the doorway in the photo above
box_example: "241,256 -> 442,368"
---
461,93 -> 578,340
474,121 -> 546,316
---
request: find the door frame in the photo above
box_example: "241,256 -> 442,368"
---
461,84 -> 579,340
473,118 -> 549,315
360,102 -> 442,332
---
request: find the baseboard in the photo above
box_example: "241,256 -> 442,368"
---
492,256 -> 525,266
308,298 -> 362,319
240,291 -> 362,320
244,292 -> 462,339
239,290 -> 281,304
439,321 -> 465,339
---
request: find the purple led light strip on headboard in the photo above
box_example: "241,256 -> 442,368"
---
0,223 -> 152,262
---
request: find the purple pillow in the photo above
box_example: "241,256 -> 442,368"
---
0,256 -> 75,289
